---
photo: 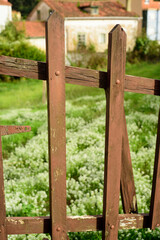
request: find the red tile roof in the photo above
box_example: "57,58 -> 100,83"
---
43,1 -> 138,17
142,0 -> 160,10
16,21 -> 45,38
0,0 -> 12,6
24,1 -> 139,38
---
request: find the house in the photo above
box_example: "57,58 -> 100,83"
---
27,1 -> 142,52
142,0 -> 160,41
16,21 -> 46,51
0,0 -> 12,32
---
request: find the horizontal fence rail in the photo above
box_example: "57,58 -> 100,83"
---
0,55 -> 160,96
6,214 -> 150,235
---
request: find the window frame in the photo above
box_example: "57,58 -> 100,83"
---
77,33 -> 86,49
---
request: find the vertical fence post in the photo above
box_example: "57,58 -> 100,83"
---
149,110 -> 160,229
121,110 -> 138,214
0,136 -> 7,240
102,25 -> 126,240
46,12 -> 67,239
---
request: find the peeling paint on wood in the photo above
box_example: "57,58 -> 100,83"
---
119,217 -> 137,229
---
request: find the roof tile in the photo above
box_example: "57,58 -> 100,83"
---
43,1 -> 138,17
142,0 -> 160,10
16,21 -> 45,38
0,0 -> 12,6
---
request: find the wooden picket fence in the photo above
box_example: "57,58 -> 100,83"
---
0,11 -> 160,240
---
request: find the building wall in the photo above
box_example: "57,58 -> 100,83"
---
120,0 -> 142,34
142,0 -> 160,10
145,9 -> 160,41
27,18 -> 139,52
28,2 -> 50,21
142,0 -> 160,41
119,0 -> 142,17
0,5 -> 12,32
28,38 -> 46,51
65,18 -> 140,52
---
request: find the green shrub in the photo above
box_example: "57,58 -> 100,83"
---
67,51 -> 107,70
127,35 -> 160,63
67,41 -> 107,70
87,42 -> 96,53
0,21 -> 46,82
0,41 -> 45,61
0,21 -> 25,42
86,52 -> 107,70
0,41 -> 45,82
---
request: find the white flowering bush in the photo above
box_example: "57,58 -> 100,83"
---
1,91 -> 160,239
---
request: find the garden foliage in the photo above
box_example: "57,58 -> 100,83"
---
1,90 -> 160,239
127,35 -> 160,63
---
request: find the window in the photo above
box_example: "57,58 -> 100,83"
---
99,33 -> 106,44
37,10 -> 41,20
77,33 -> 86,48
145,0 -> 150,4
49,9 -> 53,16
91,6 -> 99,15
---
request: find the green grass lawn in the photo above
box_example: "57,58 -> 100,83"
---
126,61 -> 160,79
1,61 -> 160,240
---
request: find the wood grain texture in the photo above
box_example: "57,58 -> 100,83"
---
46,12 -> 67,240
6,214 -> 150,235
125,75 -> 160,96
120,110 -> 138,214
0,137 -> 7,240
149,110 -> 160,229
0,55 -> 160,95
102,25 -> 126,240
0,55 -> 46,80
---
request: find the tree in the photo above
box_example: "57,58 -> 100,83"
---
9,0 -> 40,19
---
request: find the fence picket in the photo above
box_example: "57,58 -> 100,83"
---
46,12 -> 67,240
102,25 -> 126,240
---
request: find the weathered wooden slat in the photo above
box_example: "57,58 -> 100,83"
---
120,110 -> 138,214
125,75 -> 160,96
67,215 -> 103,232
118,214 -> 149,230
46,12 -> 67,240
102,25 -> 126,240
1,55 -> 160,95
0,55 -> 106,87
6,214 -> 150,235
0,137 -> 7,240
149,110 -> 160,229
65,66 -> 107,88
6,217 -> 50,235
0,55 -> 47,80
0,126 -> 31,136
